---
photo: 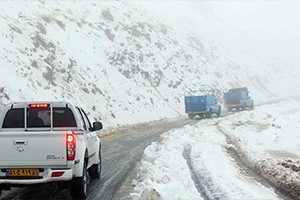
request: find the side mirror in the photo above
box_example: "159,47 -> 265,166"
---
93,122 -> 103,131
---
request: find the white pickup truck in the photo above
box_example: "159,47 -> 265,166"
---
0,102 -> 102,199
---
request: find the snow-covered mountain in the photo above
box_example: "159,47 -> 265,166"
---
0,1 -> 299,127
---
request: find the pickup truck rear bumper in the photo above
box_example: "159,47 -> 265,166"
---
225,104 -> 242,108
186,111 -> 207,114
0,168 -> 73,185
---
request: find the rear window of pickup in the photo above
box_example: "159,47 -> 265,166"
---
2,107 -> 77,128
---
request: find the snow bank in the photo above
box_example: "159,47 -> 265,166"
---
132,120 -> 279,200
220,100 -> 300,158
218,99 -> 300,198
131,125 -> 201,200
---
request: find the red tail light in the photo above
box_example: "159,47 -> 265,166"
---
29,104 -> 50,108
67,133 -> 76,161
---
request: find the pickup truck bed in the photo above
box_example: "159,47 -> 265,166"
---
223,88 -> 254,111
185,96 -> 207,113
185,95 -> 221,119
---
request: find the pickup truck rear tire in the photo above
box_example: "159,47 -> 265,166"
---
89,148 -> 101,179
242,103 -> 246,111
188,114 -> 195,119
207,109 -> 212,118
217,108 -> 221,117
70,162 -> 88,200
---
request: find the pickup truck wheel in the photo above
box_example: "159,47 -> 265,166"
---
70,162 -> 88,200
242,103 -> 246,111
207,110 -> 212,118
217,108 -> 221,117
89,149 -> 101,179
250,103 -> 254,110
188,114 -> 195,119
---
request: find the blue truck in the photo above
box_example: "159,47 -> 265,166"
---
184,95 -> 221,119
223,87 -> 254,111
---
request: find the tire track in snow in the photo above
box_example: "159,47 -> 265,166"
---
182,148 -> 227,200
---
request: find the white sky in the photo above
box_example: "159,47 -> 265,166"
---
137,0 -> 300,66
187,1 -> 300,65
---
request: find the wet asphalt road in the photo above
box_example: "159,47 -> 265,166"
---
0,118 -> 198,200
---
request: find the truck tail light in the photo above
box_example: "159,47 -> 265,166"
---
67,133 -> 76,161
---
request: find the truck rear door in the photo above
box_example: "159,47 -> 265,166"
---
224,92 -> 242,105
185,96 -> 207,112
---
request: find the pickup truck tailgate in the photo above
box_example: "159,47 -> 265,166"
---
0,131 -> 67,166
224,92 -> 243,105
185,96 -> 207,112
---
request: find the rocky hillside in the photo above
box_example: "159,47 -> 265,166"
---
0,1 -> 299,127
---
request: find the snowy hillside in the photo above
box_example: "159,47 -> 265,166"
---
0,1 -> 299,127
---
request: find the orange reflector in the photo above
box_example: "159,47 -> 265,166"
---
51,172 -> 65,177
29,104 -> 50,108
